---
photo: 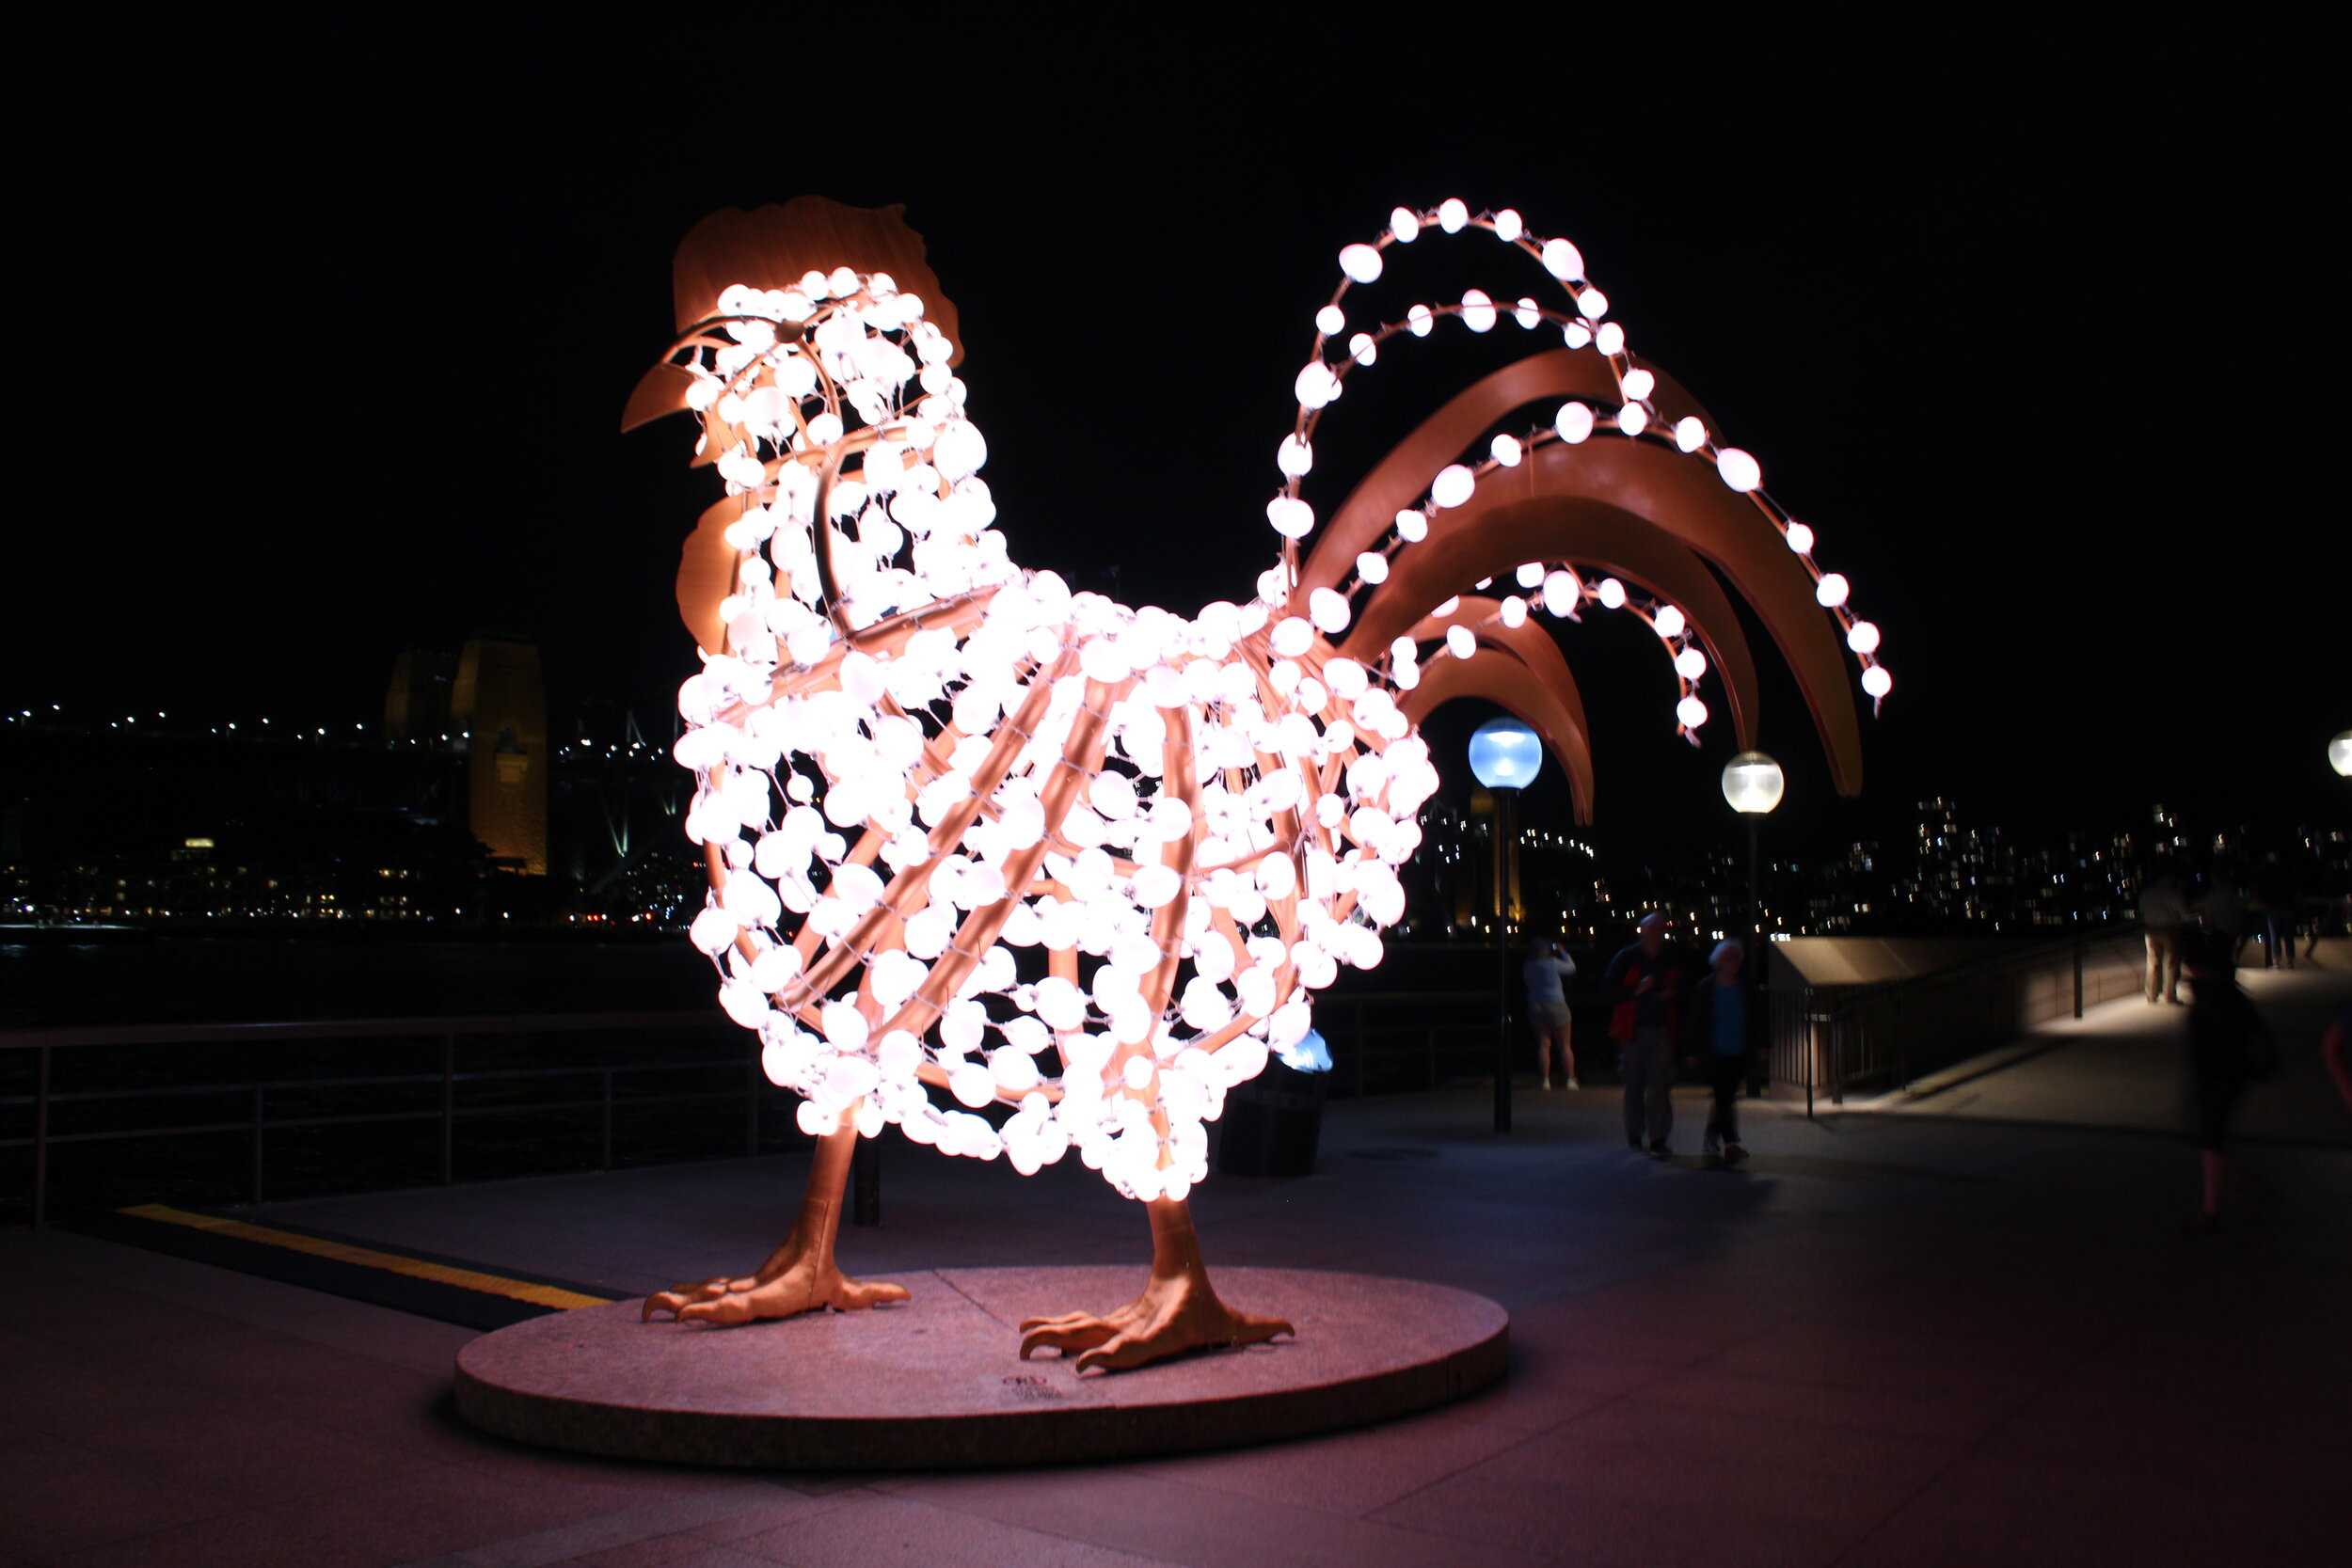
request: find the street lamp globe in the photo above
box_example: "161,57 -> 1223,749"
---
1469,717 -> 1543,789
1722,751 -> 1786,815
2332,731 -> 2352,778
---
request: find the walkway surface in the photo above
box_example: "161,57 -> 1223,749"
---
3,971 -> 2345,1567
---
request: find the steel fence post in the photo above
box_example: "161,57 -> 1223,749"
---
440,1030 -> 455,1186
33,1041 -> 51,1228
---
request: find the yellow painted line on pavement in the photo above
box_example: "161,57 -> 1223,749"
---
121,1204 -> 612,1310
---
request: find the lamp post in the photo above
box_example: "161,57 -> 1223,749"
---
1470,718 -> 1543,1133
1722,752 -> 1784,1090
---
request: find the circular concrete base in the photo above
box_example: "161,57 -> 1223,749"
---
454,1266 -> 1506,1468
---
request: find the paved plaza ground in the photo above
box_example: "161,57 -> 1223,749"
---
3,970 -> 2346,1567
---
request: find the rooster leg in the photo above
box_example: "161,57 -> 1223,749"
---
1017,1196 -> 1293,1372
642,1126 -> 910,1325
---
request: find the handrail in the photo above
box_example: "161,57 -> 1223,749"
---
0,1010 -> 724,1052
1,992 -> 1509,1226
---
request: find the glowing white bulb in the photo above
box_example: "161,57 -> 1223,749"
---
1356,551 -> 1391,584
1500,595 -> 1528,627
1490,433 -> 1522,467
1430,464 -> 1476,509
1438,198 -> 1469,232
1390,207 -> 1421,243
1555,403 -> 1595,444
1847,621 -> 1881,655
1514,297 -> 1541,329
1595,322 -> 1626,356
1338,244 -> 1383,284
1562,322 -> 1594,350
1716,448 -> 1761,492
1461,289 -> 1498,332
1270,617 -> 1314,657
1515,562 -> 1544,588
1784,521 -> 1815,554
1348,332 -> 1377,366
1653,605 -> 1686,639
1597,578 -> 1628,610
1266,495 -> 1315,538
1278,435 -> 1314,476
1541,237 -> 1583,280
1578,286 -> 1609,321
1541,570 -> 1581,616
1860,665 -> 1893,699
949,1061 -> 996,1109
1676,646 -> 1708,680
1445,625 -> 1477,659
1492,208 -> 1523,242
1617,404 -> 1649,436
1815,573 -> 1851,607
1309,587 -> 1353,634
1674,417 -> 1708,453
1314,304 -> 1345,336
1294,361 -> 1343,409
1677,695 -> 1709,729
1407,304 -> 1434,337
1394,508 -> 1429,542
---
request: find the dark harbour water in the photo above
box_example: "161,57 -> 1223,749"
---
0,936 -> 721,1030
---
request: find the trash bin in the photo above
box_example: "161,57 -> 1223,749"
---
1216,1030 -> 1332,1178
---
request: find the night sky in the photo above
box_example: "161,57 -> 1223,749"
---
15,14 -> 2344,867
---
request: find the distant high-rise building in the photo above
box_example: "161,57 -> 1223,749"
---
451,638 -> 548,876
383,651 -> 457,743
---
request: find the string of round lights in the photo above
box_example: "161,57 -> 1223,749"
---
1266,202 -> 1894,738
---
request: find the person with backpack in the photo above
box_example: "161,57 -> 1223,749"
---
1603,912 -> 1696,1158
2181,930 -> 2278,1232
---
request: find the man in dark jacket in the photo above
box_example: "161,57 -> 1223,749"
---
1603,912 -> 1696,1157
1682,939 -> 1768,1164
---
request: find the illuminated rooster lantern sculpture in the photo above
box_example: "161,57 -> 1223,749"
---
625,197 -> 1886,1371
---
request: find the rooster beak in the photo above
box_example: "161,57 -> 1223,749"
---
620,361 -> 694,436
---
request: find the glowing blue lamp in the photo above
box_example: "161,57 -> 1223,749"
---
1468,717 -> 1543,789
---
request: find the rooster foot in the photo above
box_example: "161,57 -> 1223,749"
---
1017,1268 -> 1292,1373
642,1127 -> 905,1326
642,1250 -> 909,1326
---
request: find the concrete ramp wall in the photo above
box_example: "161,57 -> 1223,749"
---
1764,928 -> 2148,1102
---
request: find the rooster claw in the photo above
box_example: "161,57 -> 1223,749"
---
643,1260 -> 909,1327
1018,1284 -> 1290,1373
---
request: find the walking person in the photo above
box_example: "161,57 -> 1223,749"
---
1683,939 -> 1766,1164
2253,855 -> 2298,971
1523,938 -> 1579,1089
2195,858 -> 2247,969
2139,861 -> 2189,1005
1604,912 -> 1695,1158
2322,999 -> 2352,1115
2181,931 -> 2277,1232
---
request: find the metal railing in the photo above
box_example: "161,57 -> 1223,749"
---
1314,990 -> 1502,1097
0,1012 -> 752,1227
2,991 -> 1515,1226
1765,927 -> 2145,1114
